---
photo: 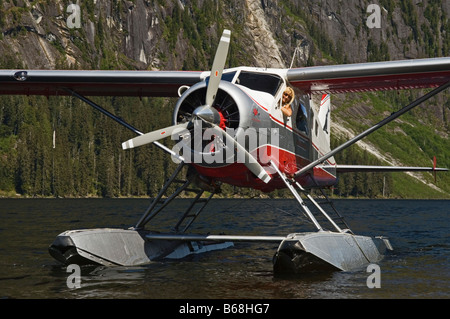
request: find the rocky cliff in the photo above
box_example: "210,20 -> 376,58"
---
1,0 -> 448,68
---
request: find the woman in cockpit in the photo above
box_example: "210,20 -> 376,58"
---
281,87 -> 295,117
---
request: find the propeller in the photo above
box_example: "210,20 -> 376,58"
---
206,29 -> 230,107
122,30 -> 230,149
122,122 -> 190,150
121,29 -> 271,183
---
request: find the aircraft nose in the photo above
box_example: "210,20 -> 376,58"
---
193,105 -> 221,125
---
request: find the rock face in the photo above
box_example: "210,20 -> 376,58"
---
1,0 -> 448,70
244,0 -> 285,68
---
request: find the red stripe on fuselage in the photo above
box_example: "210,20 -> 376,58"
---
192,146 -> 337,192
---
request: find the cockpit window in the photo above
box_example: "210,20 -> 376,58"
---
221,71 -> 237,82
235,71 -> 283,96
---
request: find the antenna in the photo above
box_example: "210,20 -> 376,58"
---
290,47 -> 299,69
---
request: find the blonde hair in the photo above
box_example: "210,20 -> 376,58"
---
283,87 -> 295,105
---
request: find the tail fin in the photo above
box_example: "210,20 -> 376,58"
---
318,94 -> 331,145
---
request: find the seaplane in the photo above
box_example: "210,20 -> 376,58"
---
1,29 -> 449,275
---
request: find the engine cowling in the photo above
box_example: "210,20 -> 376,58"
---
172,81 -> 256,167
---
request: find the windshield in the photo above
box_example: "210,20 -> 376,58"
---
235,71 -> 283,96
205,71 -> 236,85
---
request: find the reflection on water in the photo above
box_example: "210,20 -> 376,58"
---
0,198 -> 448,299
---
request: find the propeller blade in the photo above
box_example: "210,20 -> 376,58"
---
212,125 -> 271,184
122,122 -> 189,150
206,29 -> 231,107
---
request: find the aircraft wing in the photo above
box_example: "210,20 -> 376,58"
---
335,165 -> 448,173
287,57 -> 450,94
1,57 -> 449,97
0,69 -> 205,97
2,57 -> 449,97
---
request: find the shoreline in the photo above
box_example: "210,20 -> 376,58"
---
1,193 -> 448,200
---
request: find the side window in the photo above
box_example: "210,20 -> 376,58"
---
296,103 -> 308,134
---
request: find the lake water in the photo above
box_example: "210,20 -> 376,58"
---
0,198 -> 448,301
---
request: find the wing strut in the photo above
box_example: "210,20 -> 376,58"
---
65,88 -> 186,163
294,81 -> 450,178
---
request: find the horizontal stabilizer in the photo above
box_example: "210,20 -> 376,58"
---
335,165 -> 448,173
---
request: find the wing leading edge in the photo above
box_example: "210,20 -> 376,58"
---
1,57 -> 449,97
0,70 -> 205,97
287,57 -> 450,94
